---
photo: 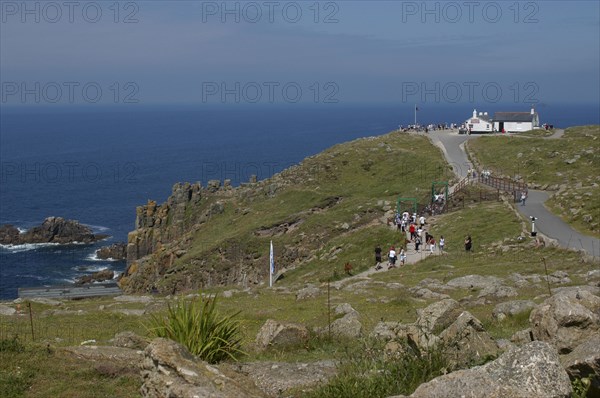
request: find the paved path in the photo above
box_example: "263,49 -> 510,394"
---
423,130 -> 599,259
515,190 -> 599,258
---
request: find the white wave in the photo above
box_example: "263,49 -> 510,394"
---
73,265 -> 109,273
17,227 -> 28,234
86,252 -> 121,262
0,242 -> 61,253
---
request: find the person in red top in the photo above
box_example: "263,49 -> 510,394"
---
409,223 -> 416,241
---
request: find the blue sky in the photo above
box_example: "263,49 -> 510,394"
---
1,1 -> 599,106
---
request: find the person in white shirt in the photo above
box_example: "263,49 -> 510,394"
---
388,247 -> 397,268
419,215 -> 426,226
439,236 -> 445,253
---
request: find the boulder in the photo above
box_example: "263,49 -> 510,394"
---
334,303 -> 357,316
415,299 -> 461,334
96,243 -> 127,260
438,311 -> 500,367
330,312 -> 362,338
141,338 -> 265,398
296,284 -> 321,300
561,334 -> 600,396
510,329 -> 534,345
493,300 -> 536,320
529,289 -> 600,353
255,319 -> 309,351
75,269 -> 114,285
401,341 -> 571,398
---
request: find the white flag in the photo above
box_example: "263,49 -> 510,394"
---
269,240 -> 274,287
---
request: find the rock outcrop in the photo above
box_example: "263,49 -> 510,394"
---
255,319 -> 309,352
372,299 -> 500,368
395,341 -> 572,398
529,288 -> 600,354
141,338 -> 266,398
561,335 -> 600,396
96,243 -> 127,260
75,269 -> 114,285
0,217 -> 107,245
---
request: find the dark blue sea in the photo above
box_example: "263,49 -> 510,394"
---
1,103 -> 598,299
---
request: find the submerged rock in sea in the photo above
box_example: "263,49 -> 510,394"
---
0,217 -> 107,245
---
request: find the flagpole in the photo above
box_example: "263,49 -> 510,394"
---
269,240 -> 273,288
414,104 -> 417,126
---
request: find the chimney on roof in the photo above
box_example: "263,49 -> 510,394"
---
484,112 -> 488,116
531,107 -> 535,115
473,109 -> 477,118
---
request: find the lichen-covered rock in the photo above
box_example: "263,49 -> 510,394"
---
492,300 -> 536,320
415,298 -> 461,333
141,338 -> 265,398
400,341 -> 571,398
561,334 -> 600,396
255,319 -> 309,351
330,312 -> 362,338
529,288 -> 600,353
439,311 -> 500,368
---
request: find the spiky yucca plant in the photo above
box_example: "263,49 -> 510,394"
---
148,294 -> 244,363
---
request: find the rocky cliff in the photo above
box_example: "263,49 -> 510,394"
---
118,133 -> 455,295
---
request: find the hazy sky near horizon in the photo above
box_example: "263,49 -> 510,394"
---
1,1 -> 599,107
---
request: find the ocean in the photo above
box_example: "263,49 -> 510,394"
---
1,103 -> 598,299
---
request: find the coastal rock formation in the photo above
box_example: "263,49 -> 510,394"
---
140,338 -> 265,398
0,217 -> 107,245
394,341 -> 572,398
96,243 -> 127,260
75,269 -> 114,285
127,182 -> 203,262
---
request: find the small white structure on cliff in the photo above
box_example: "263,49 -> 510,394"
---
465,109 -> 493,133
493,108 -> 540,133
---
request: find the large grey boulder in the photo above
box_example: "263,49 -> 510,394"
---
255,319 -> 309,351
415,298 -> 461,333
330,312 -> 362,338
439,311 -> 500,368
296,284 -> 321,300
492,300 -> 536,321
561,334 -> 600,396
397,341 -> 571,398
529,288 -> 600,353
141,338 -> 265,398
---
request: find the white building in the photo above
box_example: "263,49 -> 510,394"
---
465,109 -> 493,133
493,108 -> 540,133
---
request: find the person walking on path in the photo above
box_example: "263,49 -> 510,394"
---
520,191 -> 527,206
399,249 -> 406,266
429,237 -> 436,254
388,246 -> 397,268
439,236 -> 445,253
464,235 -> 472,252
374,246 -> 382,266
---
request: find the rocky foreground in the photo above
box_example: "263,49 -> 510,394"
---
3,269 -> 596,398
0,217 -> 108,245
